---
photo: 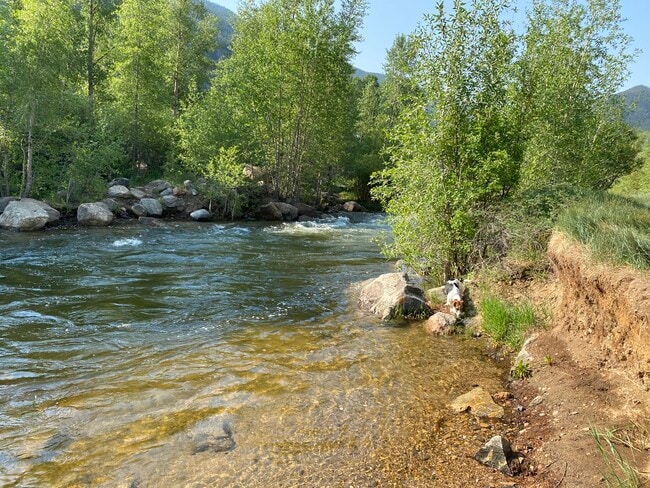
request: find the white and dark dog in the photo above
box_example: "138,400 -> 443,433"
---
444,279 -> 464,318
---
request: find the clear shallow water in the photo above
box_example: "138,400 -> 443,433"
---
0,215 -> 506,487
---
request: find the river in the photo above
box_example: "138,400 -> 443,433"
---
0,215 -> 507,487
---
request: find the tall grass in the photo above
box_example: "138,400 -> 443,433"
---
480,296 -> 537,350
556,192 -> 650,270
591,425 -> 645,488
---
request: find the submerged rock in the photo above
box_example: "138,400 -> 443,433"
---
358,272 -> 433,320
449,387 -> 504,419
424,312 -> 459,335
0,200 -> 49,231
192,421 -> 236,454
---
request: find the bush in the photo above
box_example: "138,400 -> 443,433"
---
556,192 -> 650,270
480,296 -> 537,350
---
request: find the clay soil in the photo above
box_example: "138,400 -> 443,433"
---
468,233 -> 650,488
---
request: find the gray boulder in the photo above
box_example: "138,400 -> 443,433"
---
190,209 -> 212,221
343,201 -> 365,212
20,199 -> 60,223
256,202 -> 283,221
161,195 -> 184,210
140,198 -> 163,217
0,200 -> 49,231
130,203 -> 147,217
274,202 -> 299,221
130,188 -> 147,200
107,185 -> 131,199
294,202 -> 319,218
102,198 -> 120,213
144,180 -> 172,195
77,202 -> 114,226
474,435 -> 516,476
358,272 -> 433,320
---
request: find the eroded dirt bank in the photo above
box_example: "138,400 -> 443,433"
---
503,232 -> 650,487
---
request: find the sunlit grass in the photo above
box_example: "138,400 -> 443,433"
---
556,192 -> 650,270
479,296 -> 537,350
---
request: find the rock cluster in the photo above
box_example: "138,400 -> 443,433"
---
358,272 -> 433,320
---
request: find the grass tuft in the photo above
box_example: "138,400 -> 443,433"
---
556,191 -> 650,270
591,425 -> 645,488
479,296 -> 537,350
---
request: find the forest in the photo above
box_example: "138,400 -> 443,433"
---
0,0 -> 643,278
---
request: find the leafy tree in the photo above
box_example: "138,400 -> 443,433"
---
518,0 -> 639,191
184,0 -> 367,201
372,0 -> 520,278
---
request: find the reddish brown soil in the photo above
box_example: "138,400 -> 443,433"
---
484,232 -> 650,487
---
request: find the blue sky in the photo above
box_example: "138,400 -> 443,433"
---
213,0 -> 648,91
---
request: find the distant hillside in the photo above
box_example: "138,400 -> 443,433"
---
203,1 -> 235,60
619,85 -> 650,131
203,1 -> 384,80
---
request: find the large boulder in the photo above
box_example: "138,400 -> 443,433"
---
256,202 -> 283,221
274,202 -> 299,221
130,188 -> 147,200
343,201 -> 365,212
140,198 -> 163,217
144,180 -> 172,195
20,198 -> 60,223
0,200 -> 49,231
190,209 -> 212,221
107,185 -> 131,199
358,272 -> 433,320
161,195 -> 184,210
77,202 -> 114,226
294,202 -> 319,218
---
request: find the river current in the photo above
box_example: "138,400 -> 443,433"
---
0,215 -> 506,487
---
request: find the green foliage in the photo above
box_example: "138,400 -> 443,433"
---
556,192 -> 650,270
511,360 -> 533,379
611,131 -> 650,196
480,296 -> 537,350
372,0 -> 520,280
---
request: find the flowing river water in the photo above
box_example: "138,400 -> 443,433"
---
0,215 -> 508,487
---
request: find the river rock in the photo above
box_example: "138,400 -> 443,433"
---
424,312 -> 458,335
358,272 -> 433,320
256,202 -> 283,221
102,198 -> 120,213
160,187 -> 174,197
130,188 -> 147,200
138,216 -> 163,226
474,435 -> 516,476
274,202 -> 299,220
449,387 -> 504,419
77,202 -> 114,226
108,177 -> 129,188
130,203 -> 147,217
294,202 -> 319,218
144,180 -> 172,195
190,209 -> 211,221
161,195 -> 184,210
21,199 -> 60,223
140,198 -> 163,217
343,201 -> 365,212
107,185 -> 131,199
0,200 -> 50,231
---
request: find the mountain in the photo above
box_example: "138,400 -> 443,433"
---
202,1 -> 385,80
618,85 -> 650,131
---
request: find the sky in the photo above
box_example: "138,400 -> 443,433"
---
213,0 -> 649,91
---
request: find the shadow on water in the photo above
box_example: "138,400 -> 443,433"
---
0,216 -> 507,487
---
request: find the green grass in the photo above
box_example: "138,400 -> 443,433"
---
591,425 -> 645,488
556,191 -> 650,270
479,296 -> 537,350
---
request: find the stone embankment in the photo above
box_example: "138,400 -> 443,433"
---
0,177 -> 368,231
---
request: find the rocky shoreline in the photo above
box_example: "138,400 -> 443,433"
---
0,177 -> 368,232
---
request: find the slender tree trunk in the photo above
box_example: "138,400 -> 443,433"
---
22,107 -> 35,198
1,152 -> 9,197
87,0 -> 96,120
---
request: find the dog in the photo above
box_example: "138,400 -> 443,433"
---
444,279 -> 464,318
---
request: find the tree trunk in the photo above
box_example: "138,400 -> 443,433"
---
22,108 -> 35,198
87,0 -> 96,119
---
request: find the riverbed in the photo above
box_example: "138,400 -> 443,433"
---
0,215 -> 507,487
